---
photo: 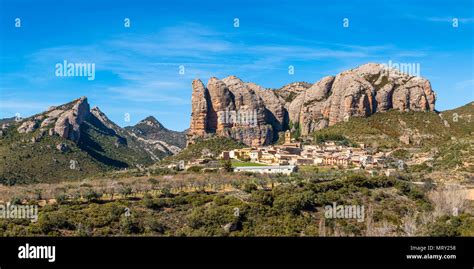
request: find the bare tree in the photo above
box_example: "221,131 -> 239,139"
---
428,184 -> 468,217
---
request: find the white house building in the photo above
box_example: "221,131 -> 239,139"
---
233,165 -> 297,175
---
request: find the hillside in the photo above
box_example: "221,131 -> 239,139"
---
311,102 -> 472,147
0,98 -> 182,184
310,102 -> 473,174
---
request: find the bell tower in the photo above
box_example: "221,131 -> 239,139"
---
284,130 -> 291,144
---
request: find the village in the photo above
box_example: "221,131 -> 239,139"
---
176,131 -> 399,176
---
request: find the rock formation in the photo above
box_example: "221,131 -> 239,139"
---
187,63 -> 436,146
15,96 -> 90,142
51,96 -> 91,142
187,76 -> 278,146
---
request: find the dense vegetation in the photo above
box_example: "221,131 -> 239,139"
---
1,170 -> 472,237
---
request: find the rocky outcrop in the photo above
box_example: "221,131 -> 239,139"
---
274,82 -> 312,102
189,80 -> 209,136
53,97 -> 90,142
292,63 -> 436,134
15,97 -> 90,142
187,76 -> 276,146
188,63 -> 436,145
17,120 -> 39,134
90,106 -> 122,132
56,143 -> 70,152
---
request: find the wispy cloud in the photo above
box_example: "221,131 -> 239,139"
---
426,17 -> 474,23
1,22 -> 443,126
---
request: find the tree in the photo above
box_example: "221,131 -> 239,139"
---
223,160 -> 233,172
84,189 -> 102,202
120,186 -> 132,198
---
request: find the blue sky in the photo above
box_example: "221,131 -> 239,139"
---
0,0 -> 473,131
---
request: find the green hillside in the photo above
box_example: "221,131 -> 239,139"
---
0,114 -> 157,185
310,102 -> 473,173
311,103 -> 473,149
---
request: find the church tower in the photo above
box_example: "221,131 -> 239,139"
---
284,130 -> 291,144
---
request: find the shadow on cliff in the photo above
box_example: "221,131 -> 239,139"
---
77,115 -> 129,168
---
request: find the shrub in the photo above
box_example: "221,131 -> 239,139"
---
55,194 -> 68,205
38,212 -> 74,233
273,191 -> 315,215
120,186 -> 132,197
242,183 -> 258,193
187,166 -> 203,173
10,196 -> 22,205
119,217 -> 143,234
223,160 -> 233,172
84,190 -> 102,202
250,191 -> 274,206
146,219 -> 166,234
426,216 -> 462,236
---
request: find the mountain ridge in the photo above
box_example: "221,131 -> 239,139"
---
0,97 -> 185,184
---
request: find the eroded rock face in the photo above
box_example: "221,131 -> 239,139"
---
188,79 -> 209,137
290,63 -> 436,135
17,120 -> 38,134
187,63 -> 436,146
187,76 -> 275,146
53,97 -> 90,142
18,96 -> 90,142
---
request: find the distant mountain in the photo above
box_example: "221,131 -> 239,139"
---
125,116 -> 186,151
0,117 -> 16,125
0,97 -> 184,184
187,63 -> 436,146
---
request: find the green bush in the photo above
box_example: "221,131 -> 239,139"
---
250,191 -> 274,206
55,194 -> 68,205
242,183 -> 258,193
119,216 -> 143,234
120,186 -> 132,197
187,166 -> 203,173
146,219 -> 166,234
84,190 -> 102,202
